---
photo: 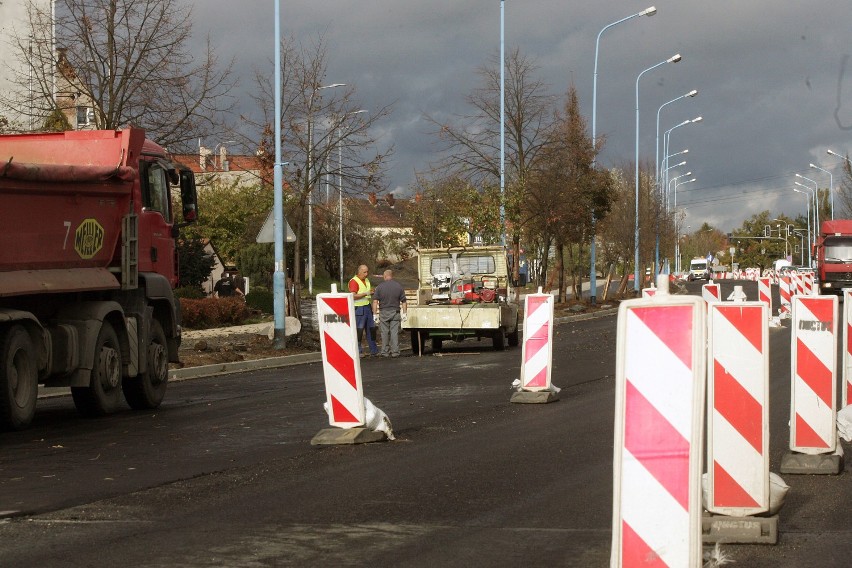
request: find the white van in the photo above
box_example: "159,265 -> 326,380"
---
688,258 -> 710,281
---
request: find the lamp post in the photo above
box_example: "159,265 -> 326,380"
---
272,0 -> 287,348
795,174 -> 819,228
810,163 -> 834,220
662,116 -> 701,208
795,174 -> 819,237
214,140 -> 236,170
655,90 -> 697,191
634,53 -> 682,292
589,5 -> 657,303
792,187 -> 812,266
500,0 -> 505,251
668,171 -> 693,209
307,83 -> 345,296
337,110 -> 368,288
660,154 -> 688,209
671,176 -> 695,272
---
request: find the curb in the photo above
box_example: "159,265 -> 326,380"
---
37,306 -> 618,399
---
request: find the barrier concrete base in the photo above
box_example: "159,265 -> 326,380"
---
510,390 -> 559,404
780,450 -> 843,475
702,513 -> 778,544
310,427 -> 387,446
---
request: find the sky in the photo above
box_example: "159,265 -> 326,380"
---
8,1 -> 852,234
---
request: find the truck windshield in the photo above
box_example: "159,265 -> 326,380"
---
431,255 -> 496,275
691,262 -> 707,270
824,237 -> 852,263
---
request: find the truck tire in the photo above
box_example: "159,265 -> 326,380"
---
0,325 -> 38,430
507,318 -> 520,347
123,320 -> 168,410
72,322 -> 123,417
492,328 -> 506,351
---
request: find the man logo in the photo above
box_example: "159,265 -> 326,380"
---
74,218 -> 105,259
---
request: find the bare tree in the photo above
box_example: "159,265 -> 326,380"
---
429,47 -> 556,282
246,32 -> 393,299
1,0 -> 235,149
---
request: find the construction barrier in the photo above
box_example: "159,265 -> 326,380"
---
844,289 -> 852,408
316,290 -> 365,428
790,295 -> 837,454
779,277 -> 792,318
611,278 -> 705,567
519,292 -> 554,391
757,277 -> 772,313
642,286 -> 657,298
702,281 -> 720,304
707,302 -> 769,516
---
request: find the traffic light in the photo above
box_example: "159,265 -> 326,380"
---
764,225 -> 770,237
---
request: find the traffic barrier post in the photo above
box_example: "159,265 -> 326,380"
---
779,277 -> 792,319
843,289 -> 852,408
702,281 -> 720,304
705,300 -> 777,543
311,285 -> 387,445
780,294 -> 841,474
511,289 -> 558,404
611,276 -> 705,567
757,277 -> 772,313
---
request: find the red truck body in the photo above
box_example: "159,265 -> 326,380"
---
0,129 -> 197,429
814,219 -> 852,295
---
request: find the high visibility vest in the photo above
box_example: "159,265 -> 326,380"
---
351,276 -> 372,307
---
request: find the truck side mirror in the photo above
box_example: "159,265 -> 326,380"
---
178,168 -> 198,225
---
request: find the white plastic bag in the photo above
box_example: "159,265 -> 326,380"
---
837,404 -> 852,441
701,472 -> 789,516
363,397 -> 395,440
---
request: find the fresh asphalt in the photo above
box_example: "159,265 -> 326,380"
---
2,280 -> 852,566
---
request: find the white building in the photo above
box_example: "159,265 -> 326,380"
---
0,1 -> 53,130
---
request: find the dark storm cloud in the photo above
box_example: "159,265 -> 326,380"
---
193,0 -> 852,230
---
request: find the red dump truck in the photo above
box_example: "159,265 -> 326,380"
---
814,219 -> 852,295
0,129 -> 197,429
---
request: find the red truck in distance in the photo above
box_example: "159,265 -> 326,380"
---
0,129 -> 198,429
814,219 -> 852,295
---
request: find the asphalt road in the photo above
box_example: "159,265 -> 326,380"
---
1,281 -> 852,567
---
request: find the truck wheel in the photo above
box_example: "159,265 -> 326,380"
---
0,326 -> 38,430
507,320 -> 520,347
492,328 -> 506,351
123,320 -> 168,409
72,322 -> 123,417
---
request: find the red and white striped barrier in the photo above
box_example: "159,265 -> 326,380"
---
803,272 -> 815,295
792,273 -> 804,296
779,277 -> 792,318
520,292 -> 554,391
707,302 -> 769,516
702,281 -> 720,304
757,277 -> 772,313
843,289 -> 852,408
612,279 -> 705,567
642,286 -> 657,298
790,295 -> 838,454
316,290 -> 365,428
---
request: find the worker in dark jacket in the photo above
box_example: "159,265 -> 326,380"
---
372,269 -> 408,358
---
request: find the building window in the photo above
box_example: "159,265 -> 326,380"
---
76,106 -> 92,128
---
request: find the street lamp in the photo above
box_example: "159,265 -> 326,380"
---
214,140 -> 236,170
634,53 -> 682,291
662,116 -> 701,207
672,177 -> 695,273
307,82 -> 345,296
655,90 -> 697,191
589,5 -> 657,303
795,173 -> 819,235
338,110 -> 368,288
273,0 -> 287,347
792,187 -> 813,266
810,163 -> 834,220
668,172 -> 693,209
